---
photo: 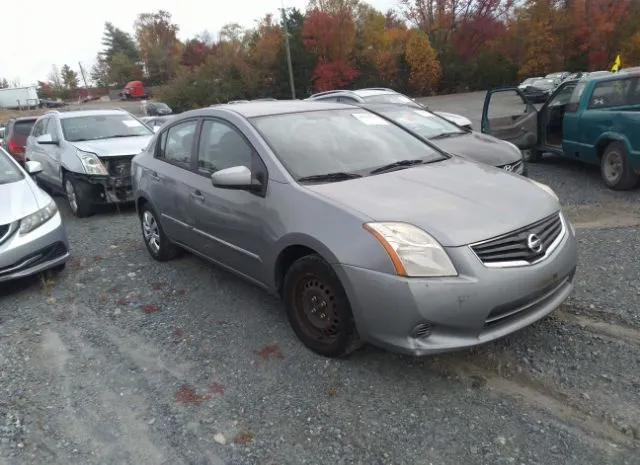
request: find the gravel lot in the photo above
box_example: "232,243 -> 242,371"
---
1,91 -> 640,465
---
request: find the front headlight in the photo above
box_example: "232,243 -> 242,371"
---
19,199 -> 58,234
530,179 -> 559,201
364,222 -> 457,277
78,150 -> 108,175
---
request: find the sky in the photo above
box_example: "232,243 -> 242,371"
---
0,0 -> 400,87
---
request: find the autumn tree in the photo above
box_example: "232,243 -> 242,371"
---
0,78 -> 8,89
404,29 -> 441,95
135,10 -> 182,84
181,39 -> 211,70
246,14 -> 283,95
92,22 -> 141,87
60,64 -> 79,89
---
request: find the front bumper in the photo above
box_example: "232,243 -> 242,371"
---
335,218 -> 578,356
0,211 -> 70,283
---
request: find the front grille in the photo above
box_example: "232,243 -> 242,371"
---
0,241 -> 68,277
499,160 -> 523,173
0,222 -> 18,246
471,213 -> 564,266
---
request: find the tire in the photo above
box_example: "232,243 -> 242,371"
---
282,254 -> 362,358
64,176 -> 93,218
139,203 -> 179,261
600,142 -> 639,191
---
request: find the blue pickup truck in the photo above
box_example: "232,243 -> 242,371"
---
481,71 -> 640,190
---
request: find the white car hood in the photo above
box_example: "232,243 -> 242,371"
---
0,177 -> 48,224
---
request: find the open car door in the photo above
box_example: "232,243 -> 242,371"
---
481,88 -> 538,149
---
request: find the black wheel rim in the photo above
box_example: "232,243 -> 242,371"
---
293,275 -> 340,342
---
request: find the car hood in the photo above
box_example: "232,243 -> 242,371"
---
71,135 -> 153,157
0,177 -> 48,224
305,157 -> 559,247
433,111 -> 472,127
434,132 -> 522,167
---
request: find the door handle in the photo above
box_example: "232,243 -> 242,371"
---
190,191 -> 205,202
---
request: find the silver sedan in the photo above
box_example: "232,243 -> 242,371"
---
132,101 -> 578,358
0,148 -> 70,282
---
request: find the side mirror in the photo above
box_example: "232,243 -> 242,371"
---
36,133 -> 58,145
211,165 -> 262,191
25,160 -> 43,175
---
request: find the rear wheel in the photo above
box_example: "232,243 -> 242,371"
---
283,254 -> 361,358
64,176 -> 93,217
600,142 -> 638,190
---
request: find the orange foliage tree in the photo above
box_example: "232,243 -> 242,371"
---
404,29 -> 441,95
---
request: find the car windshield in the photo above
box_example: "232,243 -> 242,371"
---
363,93 -> 418,106
532,79 -> 554,89
61,114 -> 153,142
372,107 -> 466,138
0,148 -> 24,184
251,109 -> 447,180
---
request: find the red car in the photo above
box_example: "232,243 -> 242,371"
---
2,116 -> 38,166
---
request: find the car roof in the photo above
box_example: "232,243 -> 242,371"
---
183,100 -> 353,119
12,116 -> 39,122
54,109 -> 131,119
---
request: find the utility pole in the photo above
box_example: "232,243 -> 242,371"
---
281,0 -> 296,99
78,62 -> 90,100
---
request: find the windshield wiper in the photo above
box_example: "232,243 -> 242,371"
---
429,132 -> 464,140
369,159 -> 425,175
91,134 -> 144,140
297,172 -> 362,183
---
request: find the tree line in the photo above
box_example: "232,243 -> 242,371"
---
23,0 -> 640,110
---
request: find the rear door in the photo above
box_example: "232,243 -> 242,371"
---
481,88 -> 538,149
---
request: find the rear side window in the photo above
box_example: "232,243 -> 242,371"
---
587,79 -> 633,109
13,121 -> 36,137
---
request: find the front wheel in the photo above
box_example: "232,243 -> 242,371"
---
600,142 -> 638,190
64,176 -> 93,217
139,203 -> 179,261
283,254 -> 361,358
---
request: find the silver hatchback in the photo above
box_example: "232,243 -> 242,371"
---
132,101 -> 578,358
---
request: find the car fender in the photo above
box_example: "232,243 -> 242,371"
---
594,132 -> 639,168
59,146 -> 85,181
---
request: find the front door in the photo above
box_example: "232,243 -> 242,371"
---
188,118 -> 269,286
150,118 -> 201,248
481,88 -> 538,149
538,80 -> 579,151
40,117 -> 64,188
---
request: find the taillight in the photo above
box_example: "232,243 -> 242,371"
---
7,139 -> 24,155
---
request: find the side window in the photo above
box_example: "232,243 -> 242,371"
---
197,119 -> 253,175
158,120 -> 198,169
627,78 -> 640,104
565,82 -> 587,113
548,84 -> 576,107
587,79 -> 633,109
339,96 -> 358,103
45,118 -> 59,141
31,119 -> 45,137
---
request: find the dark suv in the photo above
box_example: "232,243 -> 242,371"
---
2,116 -> 38,166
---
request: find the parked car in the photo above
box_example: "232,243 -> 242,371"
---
140,115 -> 172,132
0,148 -> 70,282
545,72 -> 570,81
306,88 -> 474,130
518,77 -> 543,90
521,78 -> 556,103
25,109 -> 154,217
360,103 -> 526,175
481,71 -> 640,190
132,100 -> 577,358
2,116 -> 38,167
145,101 -> 173,116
